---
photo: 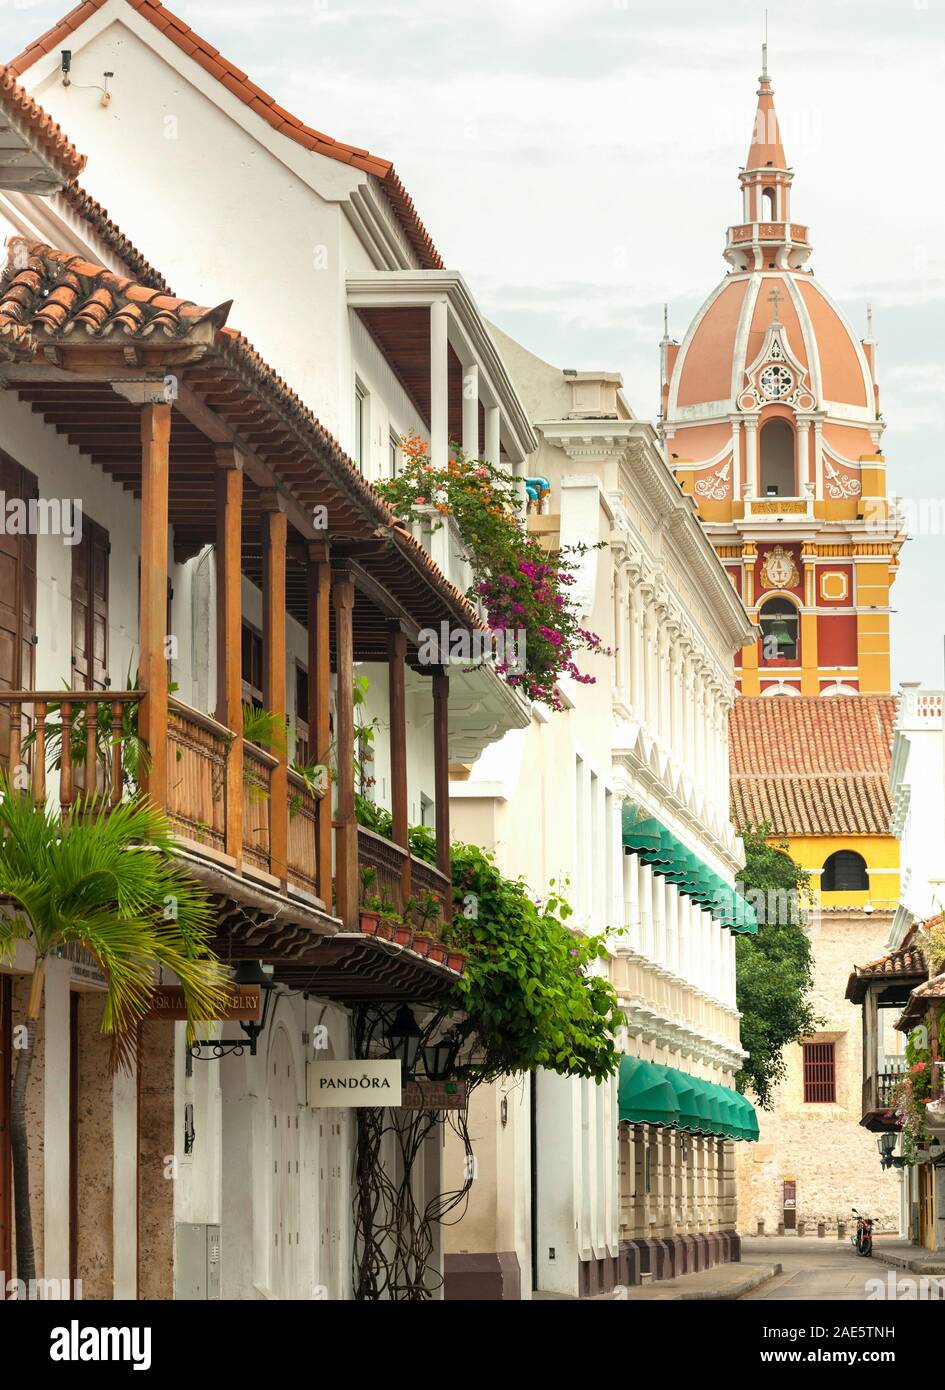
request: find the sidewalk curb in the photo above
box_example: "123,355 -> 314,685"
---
666,1261 -> 783,1301
871,1249 -> 945,1276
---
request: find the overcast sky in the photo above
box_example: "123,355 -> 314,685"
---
3,0 -> 943,686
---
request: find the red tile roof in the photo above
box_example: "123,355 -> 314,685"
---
845,943 -> 926,1003
0,61 -> 86,183
730,695 -> 897,837
0,240 -> 225,340
855,944 -> 926,982
7,0 -> 443,270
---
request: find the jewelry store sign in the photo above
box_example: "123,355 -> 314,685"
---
308,1059 -> 402,1108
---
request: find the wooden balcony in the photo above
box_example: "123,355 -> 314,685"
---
861,1068 -> 907,1132
356,824 -> 452,926
0,690 -> 325,905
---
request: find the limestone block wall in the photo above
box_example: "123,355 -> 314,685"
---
735,908 -> 901,1233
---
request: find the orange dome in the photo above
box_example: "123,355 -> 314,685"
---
671,270 -> 873,418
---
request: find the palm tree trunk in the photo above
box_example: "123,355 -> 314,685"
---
10,960 -> 45,1292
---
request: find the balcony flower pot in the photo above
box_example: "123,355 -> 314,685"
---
411,933 -> 433,958
925,1098 -> 945,1133
359,909 -> 381,935
446,950 -> 466,974
427,941 -> 448,966
376,920 -> 395,942
392,923 -> 412,948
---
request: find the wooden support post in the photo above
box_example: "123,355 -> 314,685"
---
215,452 -> 244,863
307,544 -> 333,909
262,500 -> 288,886
432,667 -> 451,921
333,577 -> 357,929
388,626 -> 411,905
138,402 -> 171,808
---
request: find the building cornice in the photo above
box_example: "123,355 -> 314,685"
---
537,418 -> 754,654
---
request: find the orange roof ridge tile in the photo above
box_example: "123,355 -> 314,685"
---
0,61 -> 86,183
7,0 -> 444,269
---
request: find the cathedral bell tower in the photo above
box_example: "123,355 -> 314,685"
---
660,56 -> 904,697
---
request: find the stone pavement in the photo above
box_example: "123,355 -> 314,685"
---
737,1235 -> 905,1300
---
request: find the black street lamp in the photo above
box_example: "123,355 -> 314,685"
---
877,1132 -> 904,1170
386,1005 -> 424,1083
423,1029 -> 462,1082
190,960 -> 278,1060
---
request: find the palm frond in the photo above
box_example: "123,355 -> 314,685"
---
0,774 -> 228,1061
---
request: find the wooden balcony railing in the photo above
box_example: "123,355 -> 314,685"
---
242,740 -> 276,873
166,699 -> 230,856
0,689 -> 323,904
862,1069 -> 906,1119
356,824 -> 452,930
287,769 -> 320,896
0,690 -> 141,805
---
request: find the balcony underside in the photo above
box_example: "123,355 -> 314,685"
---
269,933 -> 463,1004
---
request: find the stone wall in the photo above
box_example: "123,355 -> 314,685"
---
75,991 -> 115,1298
736,908 -> 902,1234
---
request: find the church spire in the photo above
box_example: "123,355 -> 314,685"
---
746,63 -> 787,171
723,49 -> 811,273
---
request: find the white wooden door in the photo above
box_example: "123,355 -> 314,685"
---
270,1029 -> 300,1298
318,1112 -> 349,1299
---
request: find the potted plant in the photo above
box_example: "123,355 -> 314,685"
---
404,891 -> 441,958
376,902 -> 401,942
359,865 -> 381,935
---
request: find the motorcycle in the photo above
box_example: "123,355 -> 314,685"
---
851,1208 -> 873,1257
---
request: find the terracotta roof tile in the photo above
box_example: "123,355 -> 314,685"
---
730,695 -> 897,837
0,239 -> 227,341
0,63 -> 86,184
845,943 -> 927,1003
8,0 -> 444,269
856,945 -> 926,981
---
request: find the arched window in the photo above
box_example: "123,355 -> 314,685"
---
759,418 -> 795,497
759,596 -> 799,663
822,850 -> 869,893
762,186 -> 777,221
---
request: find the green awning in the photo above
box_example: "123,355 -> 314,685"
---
621,806 -> 662,854
619,1058 -> 759,1141
621,810 -> 757,934
618,1056 -> 680,1127
663,1067 -> 703,1131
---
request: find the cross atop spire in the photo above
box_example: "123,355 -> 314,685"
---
761,7 -> 768,80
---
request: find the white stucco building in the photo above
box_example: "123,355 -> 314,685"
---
443,337 -> 758,1298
